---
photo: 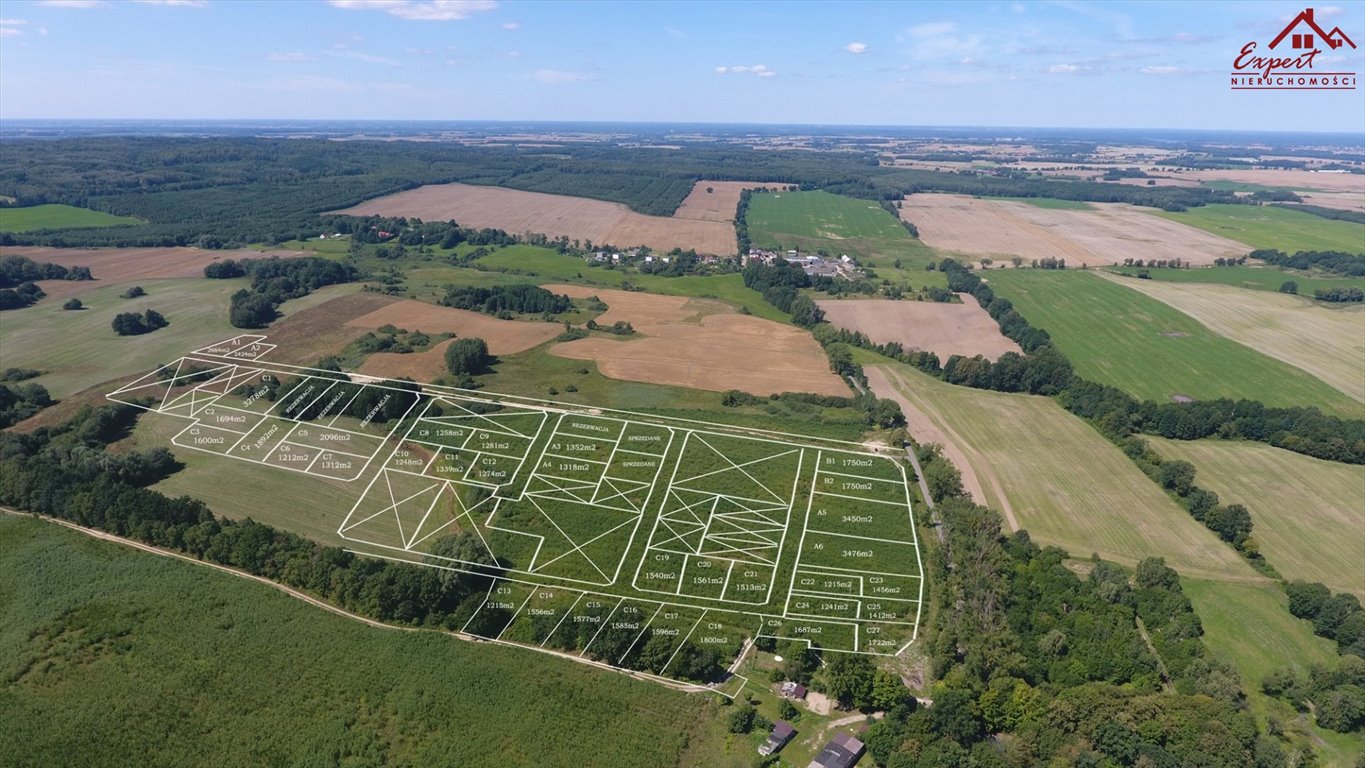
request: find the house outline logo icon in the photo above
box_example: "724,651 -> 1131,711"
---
1230,6 -> 1359,90
1268,7 -> 1357,51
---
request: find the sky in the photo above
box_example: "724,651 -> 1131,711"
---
1,0 -> 1363,132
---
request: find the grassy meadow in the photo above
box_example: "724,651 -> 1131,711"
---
870,361 -> 1261,584
1105,274 -> 1365,406
1153,204 -> 1365,253
1104,264 -> 1365,295
745,190 -> 946,286
1184,579 -> 1365,766
0,203 -> 140,232
1149,437 -> 1365,597
983,269 -> 1360,415
0,515 -> 746,768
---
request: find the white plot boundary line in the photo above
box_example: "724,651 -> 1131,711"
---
114,338 -> 924,663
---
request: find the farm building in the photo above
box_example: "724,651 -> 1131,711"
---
809,732 -> 865,768
758,721 -> 795,756
780,680 -> 807,699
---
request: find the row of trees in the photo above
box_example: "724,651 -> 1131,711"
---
1251,249 -> 1365,276
854,445 -> 1267,767
0,254 -> 92,288
205,257 -> 360,328
1315,286 -> 1364,303
440,284 -> 572,317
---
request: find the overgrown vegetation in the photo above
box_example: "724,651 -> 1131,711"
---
440,284 -> 572,317
204,256 -> 360,328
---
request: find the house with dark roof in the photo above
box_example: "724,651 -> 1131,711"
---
1269,8 -> 1357,51
758,720 -> 795,756
808,732 -> 865,768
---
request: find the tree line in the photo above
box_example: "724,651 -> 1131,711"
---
440,284 -> 572,317
1250,248 -> 1365,276
854,444 -> 1268,768
741,260 -> 824,327
204,257 -> 360,328
0,254 -> 93,311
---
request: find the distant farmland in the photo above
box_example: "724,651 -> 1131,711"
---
899,194 -> 1246,266
867,363 -> 1261,584
0,204 -> 139,232
818,296 -> 1021,363
744,190 -> 944,283
983,269 -> 1360,415
333,180 -> 765,255
1154,204 -> 1365,253
548,285 -> 848,396
1104,273 -> 1365,404
1150,437 -> 1365,598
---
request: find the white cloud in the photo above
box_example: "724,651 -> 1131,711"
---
529,69 -> 589,84
0,27 -> 20,37
1047,63 -> 1080,74
132,0 -> 208,6
1011,2 -> 1026,13
37,0 -> 105,7
0,18 -> 24,37
336,50 -> 401,65
501,20 -> 519,29
506,50 -> 522,58
328,1 -> 498,21
0,18 -> 28,25
908,21 -> 955,38
664,26 -> 686,39
266,52 -> 311,61
714,64 -> 776,77
845,42 -> 867,54
1140,65 -> 1182,76
1319,6 -> 1345,17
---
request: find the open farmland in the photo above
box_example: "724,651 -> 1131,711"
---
1104,264 -> 1365,296
1149,437 -> 1365,598
867,363 -> 1264,584
3,246 -> 305,302
1153,204 -> 1365,253
0,516 -> 743,768
350,299 -> 563,380
818,296 -> 1021,362
332,181 -> 746,255
1103,273 -> 1365,405
545,285 -> 848,396
899,193 -> 1247,266
0,204 -> 140,232
671,180 -> 766,221
744,190 -> 944,283
983,269 -> 1361,415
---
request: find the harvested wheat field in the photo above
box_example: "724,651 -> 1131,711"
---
899,194 -> 1246,266
350,300 -> 562,380
1101,273 -> 1365,405
544,284 -> 847,396
5,246 -> 306,301
1180,168 -> 1365,194
333,182 -> 751,255
671,180 -> 767,222
818,296 -> 1020,363
263,288 -> 396,365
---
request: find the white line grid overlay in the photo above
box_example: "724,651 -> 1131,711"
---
110,337 -> 925,686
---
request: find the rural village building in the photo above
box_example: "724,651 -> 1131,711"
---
809,732 -> 866,768
758,721 -> 796,757
780,680 -> 808,699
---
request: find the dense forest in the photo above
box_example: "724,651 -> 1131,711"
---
0,137 -> 1245,248
440,284 -> 572,317
204,256 -> 360,328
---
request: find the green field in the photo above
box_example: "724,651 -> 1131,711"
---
1184,579 -> 1365,766
1105,265 -> 1365,295
0,515 -> 744,768
1149,437 -> 1365,598
1154,204 -> 1365,253
869,361 -> 1261,584
0,204 -> 140,232
984,269 -> 1359,415
0,279 -> 350,400
745,190 -> 946,286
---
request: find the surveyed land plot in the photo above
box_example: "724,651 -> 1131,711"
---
111,336 -> 924,685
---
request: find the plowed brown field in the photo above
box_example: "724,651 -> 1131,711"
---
818,296 -> 1021,363
544,284 -> 847,396
350,300 -> 562,380
332,180 -> 769,255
